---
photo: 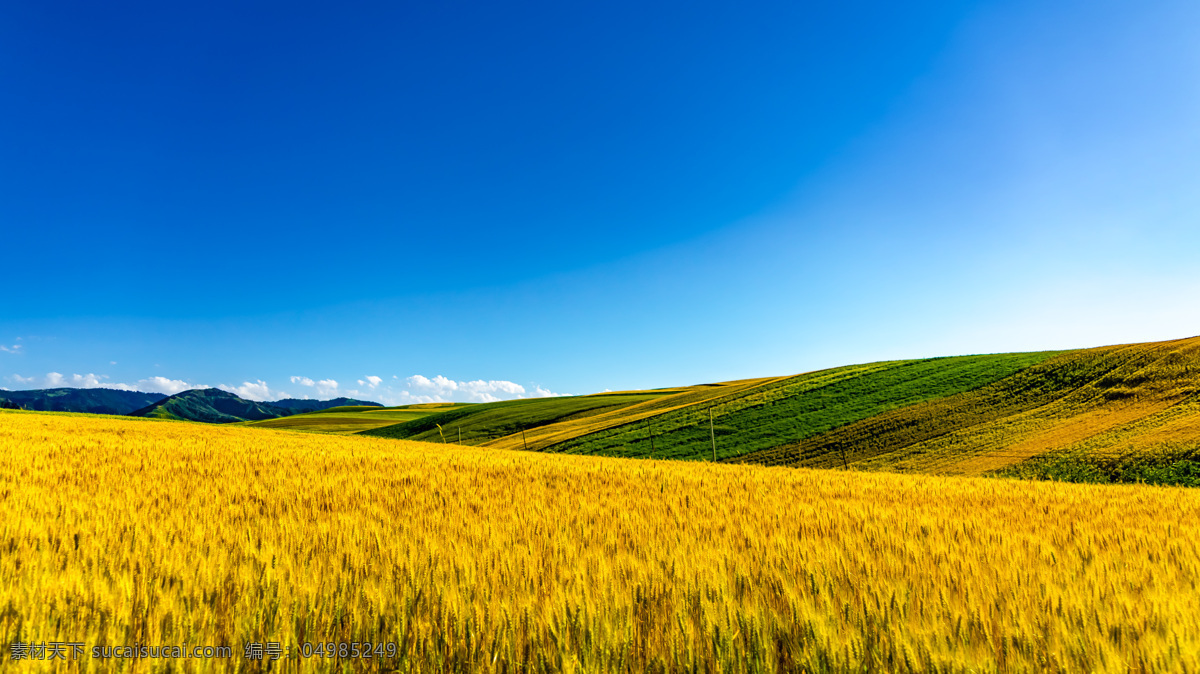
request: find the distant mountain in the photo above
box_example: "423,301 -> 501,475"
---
1,387 -> 386,424
0,388 -> 167,415
129,388 -> 297,423
270,397 -> 383,412
127,389 -> 384,424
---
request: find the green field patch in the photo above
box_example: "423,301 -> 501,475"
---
247,404 -> 472,434
360,393 -> 668,444
549,352 -> 1062,461
738,337 -> 1200,473
994,443 -> 1200,487
309,405 -> 388,414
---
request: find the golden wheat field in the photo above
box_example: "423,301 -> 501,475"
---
2,410 -> 1199,673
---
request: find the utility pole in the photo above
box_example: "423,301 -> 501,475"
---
522,429 -> 528,451
646,418 -> 656,459
458,427 -> 461,444
840,444 -> 849,470
709,408 -> 717,462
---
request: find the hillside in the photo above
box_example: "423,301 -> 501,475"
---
546,352 -> 1059,460
245,402 -> 466,434
362,353 -> 1056,456
129,388 -> 296,423
361,336 -> 1200,481
0,387 -> 166,415
268,397 -> 383,412
361,391 -> 677,444
738,336 -> 1200,475
128,390 -> 389,424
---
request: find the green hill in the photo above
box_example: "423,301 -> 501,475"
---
245,403 -> 470,434
0,388 -> 167,415
362,353 -> 1055,458
268,397 -> 383,412
547,351 -> 1061,461
130,389 -> 296,423
359,336 -> 1200,484
360,391 -> 679,444
736,336 -> 1200,476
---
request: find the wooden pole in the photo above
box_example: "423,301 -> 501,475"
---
458,427 -> 462,444
709,408 -> 716,462
840,445 -> 848,470
522,429 -> 528,451
646,418 -> 656,459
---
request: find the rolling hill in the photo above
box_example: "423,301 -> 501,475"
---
243,403 -> 467,434
361,391 -> 678,445
737,336 -> 1200,476
126,389 -> 379,424
25,335 -> 1194,482
360,336 -> 1200,482
0,388 -> 166,415
129,388 -> 292,423
268,397 -> 383,412
361,353 -> 1058,456
0,386 -> 388,426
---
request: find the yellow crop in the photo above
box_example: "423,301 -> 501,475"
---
2,410 -> 1199,672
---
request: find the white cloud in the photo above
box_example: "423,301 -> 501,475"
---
289,376 -> 339,397
37,372 -> 111,388
407,374 -> 518,400
357,375 -> 383,389
74,373 -> 106,387
218,380 -> 280,402
377,391 -> 441,405
6,371 -> 196,393
473,379 -> 524,395
394,375 -> 567,404
408,374 -> 459,394
135,377 -> 198,396
0,344 -> 22,354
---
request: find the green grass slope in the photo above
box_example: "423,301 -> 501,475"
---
360,393 -> 672,444
0,388 -> 166,415
736,336 -> 1200,475
129,389 -> 287,423
547,352 -> 1061,461
347,336 -> 1200,481
360,352 -> 1060,465
268,397 -> 383,412
246,404 -> 470,434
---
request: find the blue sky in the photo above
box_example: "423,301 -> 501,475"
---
3,0 -> 1199,404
